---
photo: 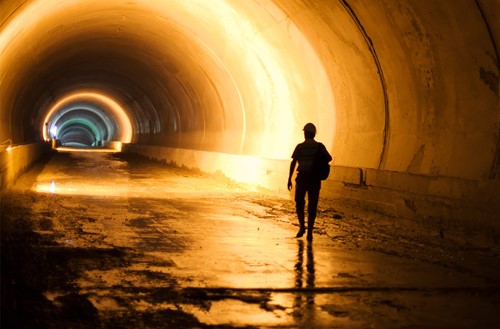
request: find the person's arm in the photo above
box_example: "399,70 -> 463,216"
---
287,159 -> 297,190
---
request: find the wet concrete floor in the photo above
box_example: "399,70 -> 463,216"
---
1,150 -> 500,328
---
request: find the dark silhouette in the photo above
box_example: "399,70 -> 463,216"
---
293,240 -> 315,323
288,123 -> 332,240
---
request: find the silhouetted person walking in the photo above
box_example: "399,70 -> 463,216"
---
287,123 -> 332,241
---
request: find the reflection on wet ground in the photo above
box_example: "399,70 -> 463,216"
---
293,240 -> 318,325
1,150 -> 500,328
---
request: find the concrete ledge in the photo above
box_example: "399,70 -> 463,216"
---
365,169 -> 500,200
330,166 -> 364,185
324,171 -> 500,247
0,142 -> 52,189
123,143 -> 291,193
103,141 -> 123,151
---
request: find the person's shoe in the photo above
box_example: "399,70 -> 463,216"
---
306,232 -> 313,241
296,227 -> 306,238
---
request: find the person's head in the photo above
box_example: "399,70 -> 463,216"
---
303,122 -> 316,139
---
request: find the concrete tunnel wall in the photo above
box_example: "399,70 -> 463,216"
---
1,1 -> 499,243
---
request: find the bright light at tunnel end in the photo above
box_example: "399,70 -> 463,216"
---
50,126 -> 58,138
42,91 -> 133,144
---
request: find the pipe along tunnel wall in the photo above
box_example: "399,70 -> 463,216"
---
1,1 -> 499,245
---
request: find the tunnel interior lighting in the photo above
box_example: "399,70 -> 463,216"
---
1,139 -> 13,152
50,126 -> 58,139
42,91 -> 133,147
55,147 -> 119,153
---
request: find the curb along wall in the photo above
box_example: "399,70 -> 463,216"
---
0,142 -> 51,189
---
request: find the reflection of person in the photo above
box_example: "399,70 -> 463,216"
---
288,123 -> 332,240
293,240 -> 316,321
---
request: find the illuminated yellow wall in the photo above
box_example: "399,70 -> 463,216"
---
1,0 -> 499,179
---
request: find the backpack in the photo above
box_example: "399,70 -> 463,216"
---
314,143 -> 330,180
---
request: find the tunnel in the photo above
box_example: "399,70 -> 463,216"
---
1,0 -> 499,169
1,0 -> 500,234
2,0 -> 499,241
1,0 -> 500,236
1,0 -> 500,326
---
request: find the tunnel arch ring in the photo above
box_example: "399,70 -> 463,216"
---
42,91 -> 133,145
48,105 -> 115,144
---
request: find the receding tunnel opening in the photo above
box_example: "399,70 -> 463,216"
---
58,124 -> 96,147
47,105 -> 116,147
41,91 -> 133,147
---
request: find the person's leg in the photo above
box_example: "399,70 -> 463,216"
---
306,181 -> 321,240
294,175 -> 307,237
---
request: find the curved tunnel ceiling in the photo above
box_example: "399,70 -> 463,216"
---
1,0 -> 335,159
1,0 -> 499,179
